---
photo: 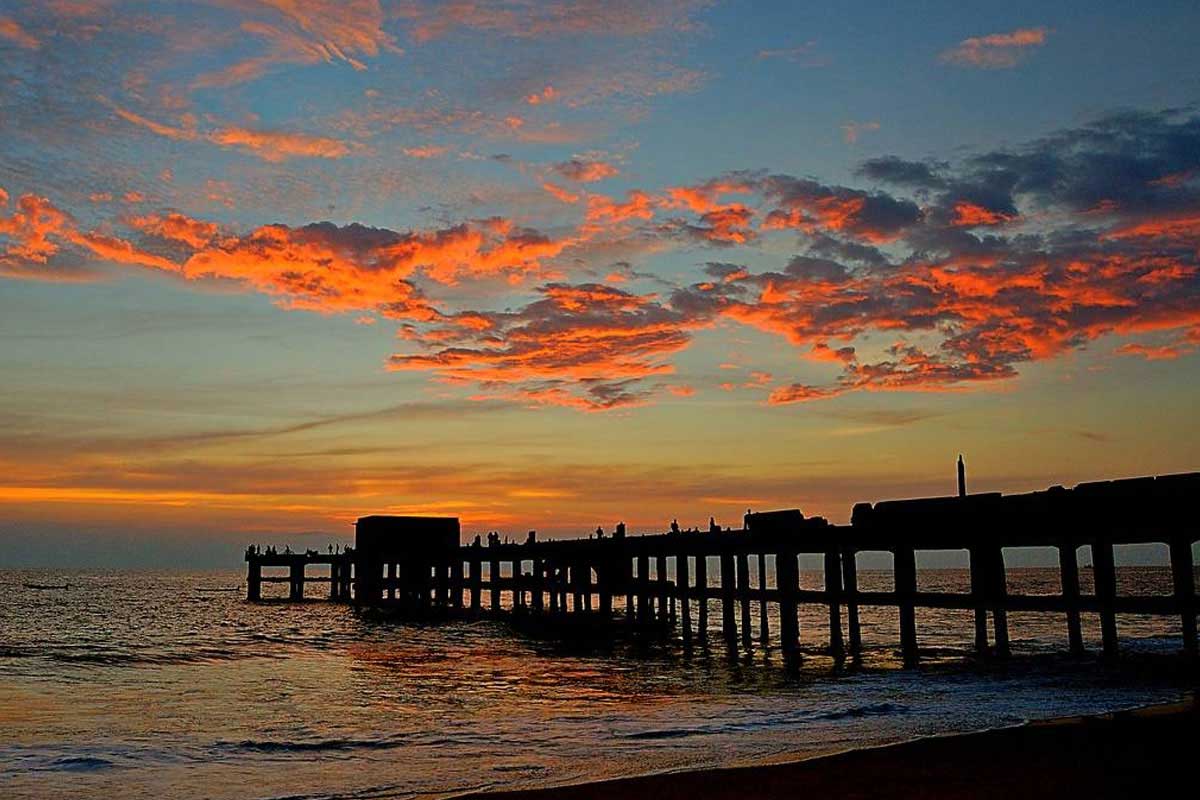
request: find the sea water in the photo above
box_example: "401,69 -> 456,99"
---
0,567 -> 1193,799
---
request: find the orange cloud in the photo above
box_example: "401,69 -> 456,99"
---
207,126 -> 351,161
552,158 -> 620,183
940,27 -> 1051,69
525,86 -> 558,105
0,16 -> 39,49
952,201 -> 1017,227
127,213 -> 221,249
192,0 -> 401,88
105,100 -> 352,161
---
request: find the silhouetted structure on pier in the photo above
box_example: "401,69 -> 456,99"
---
245,466 -> 1199,666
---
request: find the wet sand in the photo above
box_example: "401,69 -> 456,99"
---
456,695 -> 1199,800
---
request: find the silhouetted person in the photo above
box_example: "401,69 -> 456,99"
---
595,526 -> 604,538
670,518 -> 680,534
709,516 -> 719,533
744,508 -> 752,530
473,534 -> 481,547
526,530 -> 537,544
615,521 -> 626,539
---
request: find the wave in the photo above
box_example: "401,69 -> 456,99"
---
617,702 -> 908,740
216,736 -> 408,754
44,756 -> 116,772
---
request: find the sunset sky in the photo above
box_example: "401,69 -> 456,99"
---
2,1 -> 1199,565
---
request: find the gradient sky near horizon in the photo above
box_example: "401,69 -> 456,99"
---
2,1 -> 1200,565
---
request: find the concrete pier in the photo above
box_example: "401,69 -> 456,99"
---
245,469 -> 1200,666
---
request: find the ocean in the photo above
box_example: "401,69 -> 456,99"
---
0,566 -> 1193,800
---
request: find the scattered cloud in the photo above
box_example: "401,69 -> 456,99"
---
940,26 -> 1051,69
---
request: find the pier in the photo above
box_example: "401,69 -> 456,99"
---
245,467 -> 1199,664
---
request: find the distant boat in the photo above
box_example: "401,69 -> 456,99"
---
23,582 -> 68,590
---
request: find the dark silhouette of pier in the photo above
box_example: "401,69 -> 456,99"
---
245,463 -> 1199,665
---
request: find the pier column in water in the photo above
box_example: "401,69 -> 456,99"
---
695,552 -> 708,638
989,547 -> 1010,658
736,551 -> 752,646
895,546 -> 919,667
329,561 -> 339,600
247,559 -> 261,601
777,549 -> 799,658
968,546 -> 990,653
1169,537 -> 1196,658
720,550 -> 737,642
1058,542 -> 1085,656
451,558 -> 464,610
841,549 -> 862,658
656,553 -> 669,622
489,555 -> 501,612
289,561 -> 304,602
469,557 -> 482,611
1092,539 -> 1119,659
677,552 -> 692,645
636,553 -> 650,625
532,559 -> 545,613
757,552 -> 769,646
824,550 -> 845,659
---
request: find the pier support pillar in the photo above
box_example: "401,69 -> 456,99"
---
289,561 -> 304,602
720,550 -> 737,643
247,560 -> 261,602
895,546 -> 919,667
678,552 -> 692,646
532,559 -> 545,613
695,553 -> 708,639
657,553 -> 669,622
1169,538 -> 1196,658
452,559 -> 464,610
736,551 -> 752,646
386,562 -> 397,601
758,552 -> 770,646
637,553 -> 650,625
989,547 -> 1010,658
777,550 -> 799,659
469,557 -> 482,611
1058,543 -> 1085,656
968,546 -> 989,654
489,556 -> 501,612
825,550 -> 845,660
1093,540 -> 1119,660
841,549 -> 862,658
329,562 -> 339,600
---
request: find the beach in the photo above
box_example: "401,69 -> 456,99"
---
458,696 -> 1199,800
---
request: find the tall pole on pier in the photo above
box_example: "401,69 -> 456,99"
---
957,454 -> 967,498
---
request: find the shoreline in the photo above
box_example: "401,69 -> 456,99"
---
452,694 -> 1199,800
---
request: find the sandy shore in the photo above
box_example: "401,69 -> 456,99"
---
455,695 -> 1199,800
